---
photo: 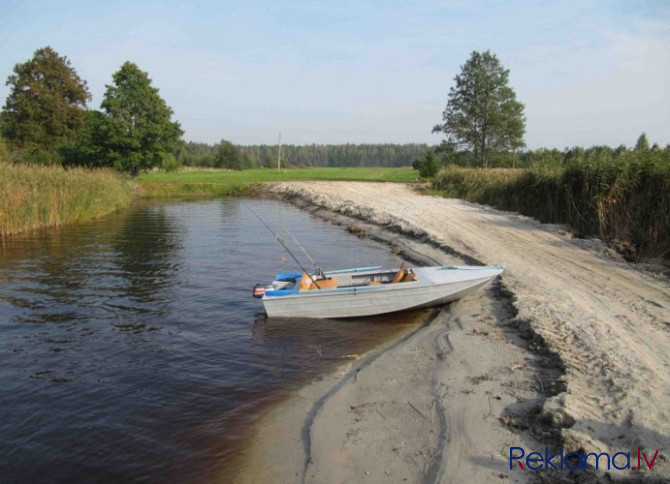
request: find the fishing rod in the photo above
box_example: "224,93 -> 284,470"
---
281,225 -> 323,276
244,204 -> 323,289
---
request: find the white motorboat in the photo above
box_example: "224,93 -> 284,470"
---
252,263 -> 503,318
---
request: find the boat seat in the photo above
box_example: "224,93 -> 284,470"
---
402,272 -> 418,282
314,278 -> 338,289
392,262 -> 407,283
298,272 -> 338,290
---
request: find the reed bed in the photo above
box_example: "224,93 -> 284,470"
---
137,181 -> 255,198
0,162 -> 133,237
433,158 -> 670,260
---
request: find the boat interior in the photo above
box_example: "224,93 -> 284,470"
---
274,263 -> 419,292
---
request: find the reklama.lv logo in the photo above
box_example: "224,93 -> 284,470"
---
510,446 -> 660,471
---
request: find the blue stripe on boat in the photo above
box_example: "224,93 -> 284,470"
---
274,272 -> 302,280
265,289 -> 299,296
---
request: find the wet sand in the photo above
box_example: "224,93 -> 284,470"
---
233,181 -> 670,483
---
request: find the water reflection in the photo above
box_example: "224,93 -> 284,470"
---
1,227 -> 109,325
252,310 -> 430,360
0,204 -> 183,328
109,205 -> 183,328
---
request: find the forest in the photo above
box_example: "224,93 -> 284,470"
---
176,141 -> 429,169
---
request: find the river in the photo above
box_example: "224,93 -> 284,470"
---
0,198 -> 427,482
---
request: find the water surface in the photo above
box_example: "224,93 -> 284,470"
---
0,198 -> 424,482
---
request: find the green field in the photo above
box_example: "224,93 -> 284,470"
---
138,167 -> 418,197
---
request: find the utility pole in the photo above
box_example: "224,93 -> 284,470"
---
277,132 -> 282,173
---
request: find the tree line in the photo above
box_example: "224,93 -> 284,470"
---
2,47 -> 666,176
0,47 -> 429,173
414,135 -> 669,177
176,141 -> 428,169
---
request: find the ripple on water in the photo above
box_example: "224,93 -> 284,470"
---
0,198 -> 427,482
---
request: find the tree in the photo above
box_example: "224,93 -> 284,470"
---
412,149 -> 439,178
58,110 -> 112,168
214,139 -> 250,170
0,46 -> 91,159
635,133 -> 650,151
433,50 -> 525,167
101,61 -> 182,176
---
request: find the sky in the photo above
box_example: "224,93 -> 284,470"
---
1,0 -> 668,149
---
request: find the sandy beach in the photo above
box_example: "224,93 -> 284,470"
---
234,181 -> 670,483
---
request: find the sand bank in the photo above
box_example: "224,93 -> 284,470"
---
234,181 -> 670,483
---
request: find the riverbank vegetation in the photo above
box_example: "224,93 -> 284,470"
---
432,146 -> 670,260
137,167 -> 418,198
0,162 -> 132,237
2,47 -> 668,261
426,51 -> 668,261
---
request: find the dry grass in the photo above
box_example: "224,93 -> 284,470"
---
0,162 -> 133,237
433,159 -> 670,260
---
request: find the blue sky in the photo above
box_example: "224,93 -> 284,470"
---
1,0 -> 668,148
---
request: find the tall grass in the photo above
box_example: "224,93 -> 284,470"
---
138,181 -> 255,198
433,154 -> 670,260
0,162 -> 133,237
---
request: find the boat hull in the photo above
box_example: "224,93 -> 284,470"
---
261,266 -> 503,319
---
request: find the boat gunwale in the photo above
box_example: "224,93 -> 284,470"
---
262,269 -> 502,300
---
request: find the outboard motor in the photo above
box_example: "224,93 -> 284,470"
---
252,284 -> 266,298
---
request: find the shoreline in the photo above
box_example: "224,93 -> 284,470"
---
231,182 -> 587,483
231,181 -> 670,483
235,277 -> 547,483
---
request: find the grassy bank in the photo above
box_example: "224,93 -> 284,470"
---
0,162 -> 133,237
138,167 -> 417,197
1,166 -> 415,236
433,158 -> 670,260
